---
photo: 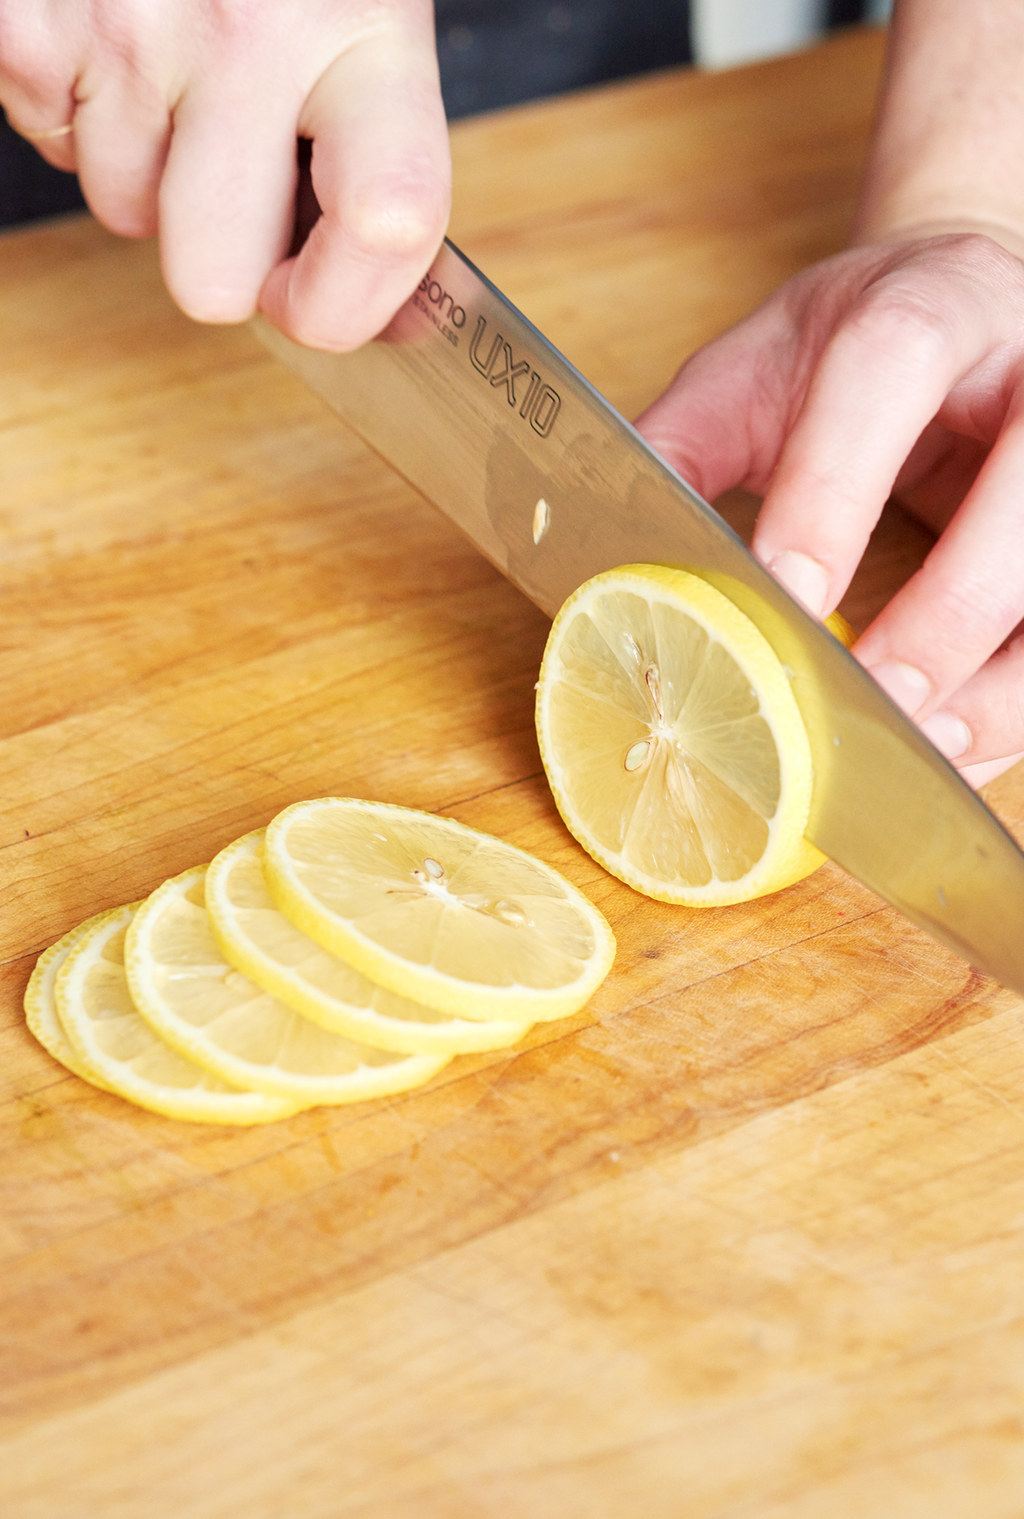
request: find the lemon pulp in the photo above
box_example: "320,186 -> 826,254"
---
262,797 -> 616,1022
535,564 -> 827,906
55,904 -> 302,1125
125,867 -> 448,1103
206,830 -> 535,1054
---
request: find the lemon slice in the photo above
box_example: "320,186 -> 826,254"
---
206,830 -> 534,1054
124,867 -> 449,1103
55,904 -> 301,1125
262,798 -> 616,1023
24,914 -> 117,1091
535,563 -> 826,906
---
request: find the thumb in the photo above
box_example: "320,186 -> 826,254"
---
634,307 -> 793,503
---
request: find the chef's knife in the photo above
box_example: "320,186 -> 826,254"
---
254,238 -> 1024,995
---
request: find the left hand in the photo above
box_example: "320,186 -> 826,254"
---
635,231 -> 1024,789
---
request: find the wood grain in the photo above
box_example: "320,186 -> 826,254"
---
3,26 -> 1024,1517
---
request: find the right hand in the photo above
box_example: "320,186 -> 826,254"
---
0,0 -> 451,349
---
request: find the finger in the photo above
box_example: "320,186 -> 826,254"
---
900,633 -> 1024,786
159,77 -> 302,323
751,244 -> 1017,617
71,85 -> 170,239
960,752 -> 1024,789
1,83 -> 78,172
854,402 -> 1024,728
633,302 -> 792,504
258,23 -> 450,350
3,110 -> 78,172
0,7 -> 79,172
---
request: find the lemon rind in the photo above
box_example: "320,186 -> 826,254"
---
263,798 -> 617,1024
24,912 -> 120,1092
535,564 -> 826,907
56,905 -> 301,1126
124,868 -> 448,1104
205,831 -> 535,1055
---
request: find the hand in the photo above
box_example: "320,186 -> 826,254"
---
0,0 -> 450,349
635,232 -> 1024,789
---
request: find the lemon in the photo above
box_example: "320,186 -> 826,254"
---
55,904 -> 302,1125
262,798 -> 616,1023
124,867 -> 449,1103
24,915 -> 116,1092
825,610 -> 856,648
206,830 -> 534,1054
535,563 -> 828,906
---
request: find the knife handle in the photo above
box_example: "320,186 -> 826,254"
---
289,138 -> 322,256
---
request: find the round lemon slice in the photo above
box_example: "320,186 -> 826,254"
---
262,798 -> 617,1023
206,831 -> 534,1054
535,563 -> 827,906
24,914 -> 117,1091
55,904 -> 301,1125
124,867 -> 448,1103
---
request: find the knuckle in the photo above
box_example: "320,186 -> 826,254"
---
922,573 -> 1019,662
971,659 -> 1024,763
342,173 -> 450,263
0,13 -> 63,96
931,230 -> 1023,285
927,580 -> 988,645
841,279 -> 958,371
200,0 -> 267,45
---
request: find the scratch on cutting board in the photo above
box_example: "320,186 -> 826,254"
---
930,1040 -> 1024,1132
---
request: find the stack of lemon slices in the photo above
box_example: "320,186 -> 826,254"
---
28,564 -> 850,1124
25,798 -> 617,1125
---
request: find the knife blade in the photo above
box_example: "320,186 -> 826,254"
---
253,237 -> 1024,995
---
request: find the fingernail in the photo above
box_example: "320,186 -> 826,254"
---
869,660 -> 932,717
919,710 -> 972,761
767,551 -> 831,618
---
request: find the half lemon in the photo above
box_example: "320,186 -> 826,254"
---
535,564 -> 830,906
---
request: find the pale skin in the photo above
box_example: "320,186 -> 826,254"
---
639,0 -> 1024,789
2,0 -> 1022,785
0,0 -> 451,347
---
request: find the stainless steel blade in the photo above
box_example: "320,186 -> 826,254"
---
253,238 -> 1024,994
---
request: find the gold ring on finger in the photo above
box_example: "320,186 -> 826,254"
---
18,121 -> 75,141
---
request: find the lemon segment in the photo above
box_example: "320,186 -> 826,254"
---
55,904 -> 301,1125
535,564 -> 826,906
125,867 -> 449,1102
206,830 -> 534,1054
262,798 -> 616,1023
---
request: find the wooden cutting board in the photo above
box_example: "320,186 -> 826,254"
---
4,26 -> 1024,1517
